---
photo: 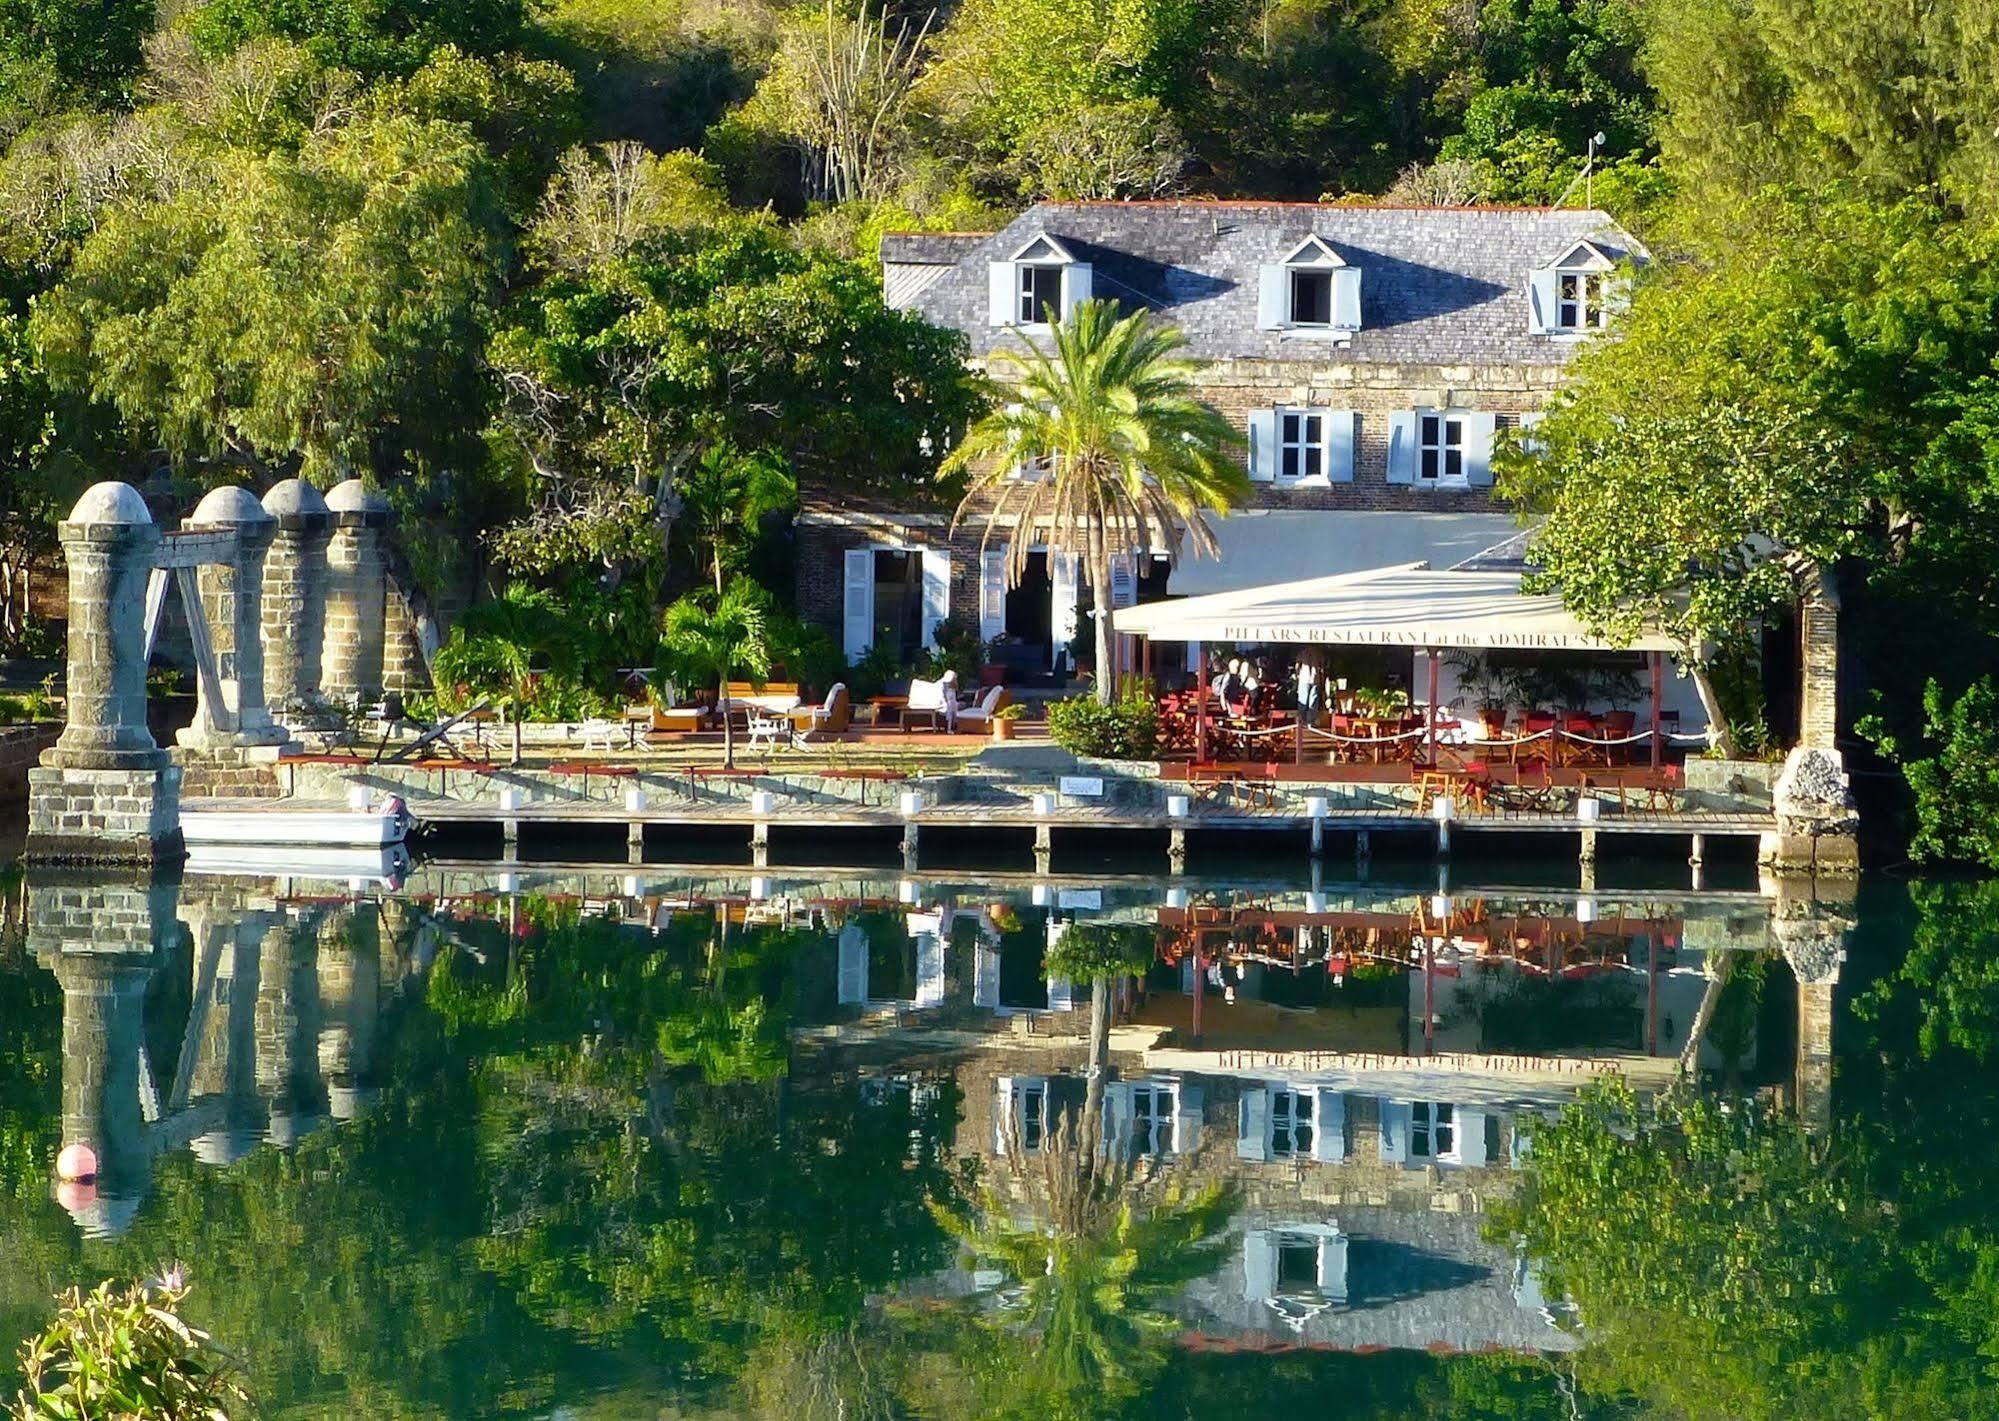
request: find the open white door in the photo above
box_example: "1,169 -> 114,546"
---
842,549 -> 874,663
1049,551 -> 1079,670
920,549 -> 951,650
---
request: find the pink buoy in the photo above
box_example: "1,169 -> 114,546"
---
56,1143 -> 98,1182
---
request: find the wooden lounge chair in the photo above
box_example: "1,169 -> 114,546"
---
789,683 -> 851,741
954,685 -> 1013,732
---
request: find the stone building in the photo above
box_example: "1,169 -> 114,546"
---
798,200 -> 1644,679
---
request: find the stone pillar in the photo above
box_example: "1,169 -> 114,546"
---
178,486 -> 288,751
1772,881 -> 1850,1135
1798,567 -> 1840,752
27,482 -> 182,865
260,478 -> 331,723
317,905 -> 382,1120
29,876 -> 175,1237
321,479 -> 391,707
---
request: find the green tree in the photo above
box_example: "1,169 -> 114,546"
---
0,0 -> 154,112
942,299 -> 1246,704
674,443 -> 796,596
429,628 -> 533,762
32,105 -> 503,486
659,578 -> 774,769
182,0 -> 529,78
1045,922 -> 1155,1141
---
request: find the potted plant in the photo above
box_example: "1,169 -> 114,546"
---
991,701 -> 1027,742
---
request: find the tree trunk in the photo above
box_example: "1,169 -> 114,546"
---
1090,545 -> 1115,708
510,701 -> 523,766
719,674 -> 735,769
712,544 -> 724,597
1082,974 -> 1111,1157
1687,661 -> 1739,758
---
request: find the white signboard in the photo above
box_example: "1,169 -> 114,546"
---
1059,776 -> 1105,798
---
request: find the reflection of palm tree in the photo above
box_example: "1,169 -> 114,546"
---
938,1094 -> 1232,1419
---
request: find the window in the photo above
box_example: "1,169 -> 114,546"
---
1280,409 -> 1325,482
1557,271 -> 1608,331
1271,1088 -> 1316,1159
1419,413 -> 1465,484
1130,1082 -> 1175,1156
1410,1101 -> 1455,1160
1019,264 -> 1062,325
1276,1233 -> 1322,1294
1016,1080 -> 1049,1153
1290,269 -> 1332,326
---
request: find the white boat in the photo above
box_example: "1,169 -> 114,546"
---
180,795 -> 414,848
184,842 -> 412,885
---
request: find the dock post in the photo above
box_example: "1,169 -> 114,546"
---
1306,795 -> 1327,859
1579,827 -> 1598,890
503,819 -> 519,853
1167,826 -> 1186,875
903,823 -> 921,871
751,821 -> 770,870
1355,829 -> 1371,872
1430,797 -> 1453,858
627,820 -> 644,864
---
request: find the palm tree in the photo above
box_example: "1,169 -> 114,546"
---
677,444 -> 798,596
942,298 -> 1248,704
660,579 -> 773,769
1045,922 -> 1156,1147
431,629 -> 535,764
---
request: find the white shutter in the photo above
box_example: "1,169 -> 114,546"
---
1049,551 -> 1079,667
1237,1087 -> 1270,1161
978,550 -> 1006,643
1527,269 -> 1558,334
1060,262 -> 1092,318
1386,412 -> 1417,485
837,922 -> 868,1004
989,261 -> 1018,326
993,1075 -> 1014,1154
973,944 -> 1000,1009
1378,1098 -> 1410,1164
1310,1089 -> 1346,1162
1110,554 -> 1136,609
1330,266 -> 1362,330
1457,1107 -> 1490,1166
1243,1231 -> 1278,1302
919,549 -> 951,649
1104,1082 -> 1133,1158
1247,409 -> 1278,482
842,549 -> 874,662
1174,1082 -> 1204,1155
1464,411 -> 1500,488
1327,410 -> 1358,484
1257,264 -> 1287,330
1045,976 -> 1076,1011
1517,409 -> 1546,456
1318,1232 -> 1350,1300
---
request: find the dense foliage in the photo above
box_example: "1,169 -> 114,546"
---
10,1275 -> 250,1420
1045,692 -> 1160,760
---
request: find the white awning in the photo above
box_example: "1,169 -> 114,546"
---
1114,564 -> 1680,652
1169,510 -> 1525,596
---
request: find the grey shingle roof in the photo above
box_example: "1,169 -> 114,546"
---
882,200 -> 1646,368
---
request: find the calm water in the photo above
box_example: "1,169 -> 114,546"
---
0,847 -> 1991,1420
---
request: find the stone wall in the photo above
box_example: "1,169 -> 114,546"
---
26,765 -> 184,864
0,721 -> 61,804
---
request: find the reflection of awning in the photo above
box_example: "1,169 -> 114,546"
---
1169,511 -> 1524,596
1114,564 -> 1679,652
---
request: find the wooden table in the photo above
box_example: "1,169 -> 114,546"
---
867,695 -> 909,729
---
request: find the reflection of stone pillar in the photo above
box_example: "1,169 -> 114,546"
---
1799,568 -> 1840,752
1772,883 -> 1851,1135
179,486 -> 287,749
187,910 -> 270,1165
28,876 -> 177,1237
255,912 -> 325,1143
317,906 -> 382,1120
260,478 -> 331,722
27,482 -> 181,865
321,479 -> 390,707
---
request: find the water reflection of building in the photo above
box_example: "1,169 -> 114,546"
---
28,872 -> 428,1236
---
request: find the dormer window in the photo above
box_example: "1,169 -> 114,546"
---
988,234 -> 1091,329
1530,238 -> 1621,337
1258,235 -> 1361,334
1019,262 -> 1062,325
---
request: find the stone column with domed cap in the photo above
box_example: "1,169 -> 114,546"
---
26,481 -> 183,864
260,477 -> 331,723
321,478 -> 390,707
177,484 -> 289,751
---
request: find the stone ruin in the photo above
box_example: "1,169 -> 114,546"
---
26,478 -> 407,866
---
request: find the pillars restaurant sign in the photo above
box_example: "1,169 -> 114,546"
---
1214,624 -> 1631,651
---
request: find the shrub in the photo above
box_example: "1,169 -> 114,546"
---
11,1272 -> 251,1420
1045,692 -> 1158,760
1861,676 -> 1999,868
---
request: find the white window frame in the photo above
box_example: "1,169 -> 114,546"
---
1269,1086 -> 1317,1159
1418,411 -> 1468,487
1555,270 -> 1609,332
1277,407 -> 1327,484
1410,1100 -> 1458,1162
1288,267 -> 1334,328
1129,1081 -> 1175,1157
1018,263 -> 1064,327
